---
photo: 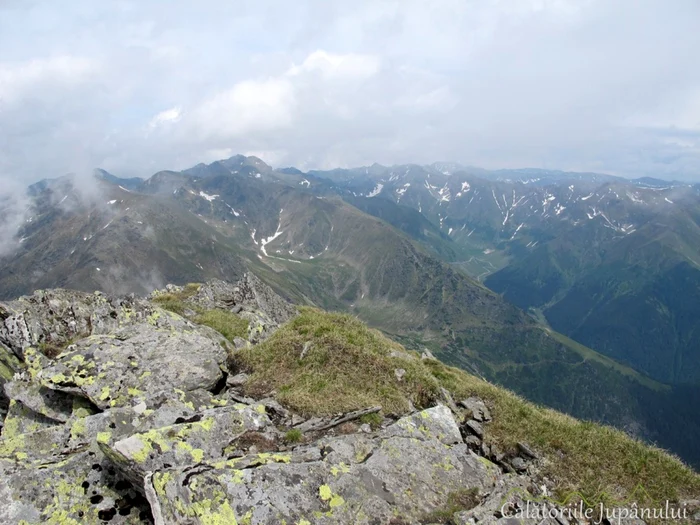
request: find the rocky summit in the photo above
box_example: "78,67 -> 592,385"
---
0,275 -> 698,524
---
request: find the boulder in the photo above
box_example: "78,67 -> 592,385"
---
101,404 -> 274,489
464,419 -> 485,439
0,289 -> 154,359
148,406 -> 498,525
0,450 -> 152,524
459,396 -> 492,422
36,320 -> 227,411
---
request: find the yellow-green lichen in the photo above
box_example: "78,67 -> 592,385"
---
153,471 -> 172,495
96,431 -> 112,444
147,310 -> 162,326
98,387 -> 110,401
127,387 -> 143,397
319,484 -> 332,501
50,373 -> 69,384
175,441 -> 205,463
318,483 -> 345,510
329,494 -> 345,509
330,462 -> 351,476
70,418 -> 86,438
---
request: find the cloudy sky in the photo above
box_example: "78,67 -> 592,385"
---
1,0 -> 700,186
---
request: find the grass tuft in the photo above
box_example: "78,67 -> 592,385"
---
421,488 -> 480,524
151,294 -> 187,315
151,283 -> 202,315
359,412 -> 383,429
232,307 -> 441,416
284,429 -> 303,443
195,310 -> 249,343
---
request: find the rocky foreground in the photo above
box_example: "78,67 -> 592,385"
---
0,276 -> 697,524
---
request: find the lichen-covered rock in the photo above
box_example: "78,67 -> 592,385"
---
101,403 -> 274,488
149,406 -> 501,525
170,274 -> 298,343
0,450 -> 152,524
36,320 -> 227,410
384,404 -> 464,445
188,274 -> 296,326
0,341 -> 22,396
3,380 -> 76,423
0,289 -> 155,359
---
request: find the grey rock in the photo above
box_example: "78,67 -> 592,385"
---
394,368 -> 406,381
4,380 -> 76,423
258,398 -> 291,420
150,406 -> 499,525
359,423 -> 372,433
421,348 -> 437,361
385,405 -> 464,445
440,386 -> 460,414
459,396 -> 492,422
517,442 -> 539,460
188,274 -> 296,330
37,318 -> 227,410
300,341 -> 312,359
0,450 -> 152,524
2,398 -> 64,436
0,289 -> 154,359
510,456 -> 527,472
101,403 -> 273,490
464,419 -> 484,439
0,342 -> 22,401
464,434 -> 482,448
232,337 -> 249,349
227,372 -> 250,387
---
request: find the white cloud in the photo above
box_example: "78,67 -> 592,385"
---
189,78 -> 295,140
287,50 -> 380,80
0,55 -> 95,105
1,0 -> 700,183
148,106 -> 182,129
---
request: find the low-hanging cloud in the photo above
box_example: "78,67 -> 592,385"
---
0,0 -> 699,193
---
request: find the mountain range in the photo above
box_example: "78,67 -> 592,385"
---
2,154 -> 699,467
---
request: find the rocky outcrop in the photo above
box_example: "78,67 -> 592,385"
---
152,273 -> 297,343
147,405 -> 498,524
0,281 -> 579,524
188,273 -> 296,326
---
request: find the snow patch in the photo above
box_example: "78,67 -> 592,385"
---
199,191 -> 219,202
367,183 -> 384,198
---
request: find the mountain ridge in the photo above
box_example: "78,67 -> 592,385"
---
2,155 -> 700,467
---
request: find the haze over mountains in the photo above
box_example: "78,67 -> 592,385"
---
1,154 -> 700,468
